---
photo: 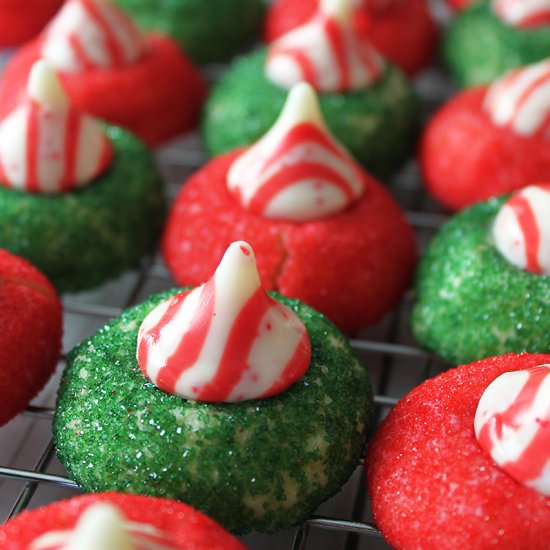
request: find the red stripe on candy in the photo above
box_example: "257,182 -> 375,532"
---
110,7 -> 142,53
68,34 -> 97,71
270,47 -> 318,85
478,366 -> 549,484
154,284 -> 215,395
250,162 -> 357,214
261,331 -> 311,398
508,194 -> 542,273
0,152 -> 9,187
25,101 -> 40,193
246,123 -> 358,214
510,68 -> 550,137
519,11 -> 550,28
324,17 -> 350,90
82,0 -> 125,66
198,288 -> 273,401
137,290 -> 196,390
271,123 -> 343,160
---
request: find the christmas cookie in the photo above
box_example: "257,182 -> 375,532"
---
113,0 -> 265,63
0,61 -> 164,292
421,58 -> 550,211
202,0 -> 419,178
0,0 -> 206,147
265,0 -> 438,76
0,0 -> 62,47
0,492 -> 246,549
366,353 -> 550,550
166,84 -> 416,332
54,241 -> 374,534
0,250 -> 62,427
411,185 -> 550,365
444,0 -> 550,87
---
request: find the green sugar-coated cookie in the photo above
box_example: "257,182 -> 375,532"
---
54,291 -> 374,534
202,49 -> 419,179
113,0 -> 265,63
0,126 -> 165,292
443,1 -> 550,88
412,197 -> 550,365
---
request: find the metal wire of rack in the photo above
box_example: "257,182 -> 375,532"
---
0,9 -> 457,547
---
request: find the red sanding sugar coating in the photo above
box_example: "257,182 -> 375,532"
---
0,492 -> 246,549
366,353 -> 550,550
0,250 -> 62,426
162,151 -> 416,333
420,88 -> 550,211
0,34 -> 206,147
264,0 -> 438,76
0,0 -> 62,47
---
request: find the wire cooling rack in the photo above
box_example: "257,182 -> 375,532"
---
0,9 -> 457,549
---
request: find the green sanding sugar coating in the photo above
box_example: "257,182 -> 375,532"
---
443,1 -> 550,88
0,126 -> 165,293
412,197 -> 550,366
54,291 -> 374,535
113,0 -> 264,63
202,49 -> 419,179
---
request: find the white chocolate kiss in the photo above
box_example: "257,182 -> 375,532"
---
474,365 -> 550,496
227,83 -> 364,222
266,0 -> 383,92
484,59 -> 550,138
137,241 -> 311,402
42,0 -> 145,73
493,185 -> 550,274
0,61 -> 112,194
493,0 -> 550,28
29,503 -> 178,550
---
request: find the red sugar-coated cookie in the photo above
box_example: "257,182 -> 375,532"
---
0,250 -> 62,426
366,353 -> 550,550
264,0 -> 438,76
162,151 -> 417,333
0,34 -> 206,147
0,492 -> 246,549
0,0 -> 62,47
420,87 -> 550,211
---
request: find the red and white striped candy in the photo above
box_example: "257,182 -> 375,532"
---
30,503 -> 178,550
227,83 -> 364,221
266,0 -> 383,92
137,242 -> 311,403
41,0 -> 145,73
484,59 -> 550,138
493,184 -> 550,274
0,61 -> 112,194
474,364 -> 550,496
493,0 -> 550,28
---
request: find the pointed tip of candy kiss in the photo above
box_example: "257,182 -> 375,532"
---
215,241 -> 261,293
275,82 -> 327,132
226,240 -> 254,258
27,60 -> 68,108
319,0 -> 354,22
